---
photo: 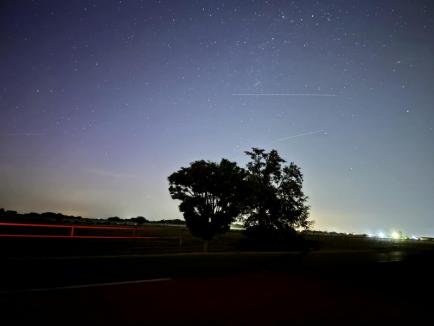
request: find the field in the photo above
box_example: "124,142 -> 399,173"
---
0,223 -> 244,257
1,224 -> 434,324
2,222 -> 434,257
2,250 -> 434,325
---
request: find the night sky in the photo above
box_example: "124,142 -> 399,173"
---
1,0 -> 433,236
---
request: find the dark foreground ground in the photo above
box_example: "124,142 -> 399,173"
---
1,248 -> 434,325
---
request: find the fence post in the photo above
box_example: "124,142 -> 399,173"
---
70,225 -> 75,237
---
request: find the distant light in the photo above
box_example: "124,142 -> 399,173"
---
411,235 -> 419,240
367,233 -> 373,238
377,232 -> 386,239
230,224 -> 245,230
391,231 -> 400,240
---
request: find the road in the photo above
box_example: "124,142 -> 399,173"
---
1,250 -> 433,325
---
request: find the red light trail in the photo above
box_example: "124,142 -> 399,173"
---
0,222 -> 159,239
0,234 -> 158,239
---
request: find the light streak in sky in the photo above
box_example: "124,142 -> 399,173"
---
275,130 -> 326,142
232,93 -> 338,97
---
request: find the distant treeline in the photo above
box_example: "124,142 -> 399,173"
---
303,230 -> 368,237
0,208 -> 185,226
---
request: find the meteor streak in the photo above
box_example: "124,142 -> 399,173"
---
232,93 -> 337,97
275,130 -> 326,142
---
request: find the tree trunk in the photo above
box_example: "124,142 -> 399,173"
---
203,240 -> 209,252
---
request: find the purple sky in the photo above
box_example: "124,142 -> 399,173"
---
1,0 -> 434,236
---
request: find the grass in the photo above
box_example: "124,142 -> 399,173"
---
2,224 -> 434,324
0,224 -> 246,258
1,223 -> 434,258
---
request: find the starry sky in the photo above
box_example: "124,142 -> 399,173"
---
1,0 -> 434,236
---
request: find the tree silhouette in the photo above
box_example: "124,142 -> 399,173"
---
107,216 -> 121,223
242,148 -> 311,246
168,159 -> 247,251
130,216 -> 149,224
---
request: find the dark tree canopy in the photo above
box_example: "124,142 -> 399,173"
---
168,159 -> 247,248
107,216 -> 122,222
242,148 -> 311,240
130,216 -> 149,224
168,148 -> 311,250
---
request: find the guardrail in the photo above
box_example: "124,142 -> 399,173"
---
0,222 -> 159,239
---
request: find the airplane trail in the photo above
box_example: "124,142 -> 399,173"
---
232,93 -> 337,97
275,130 -> 326,142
